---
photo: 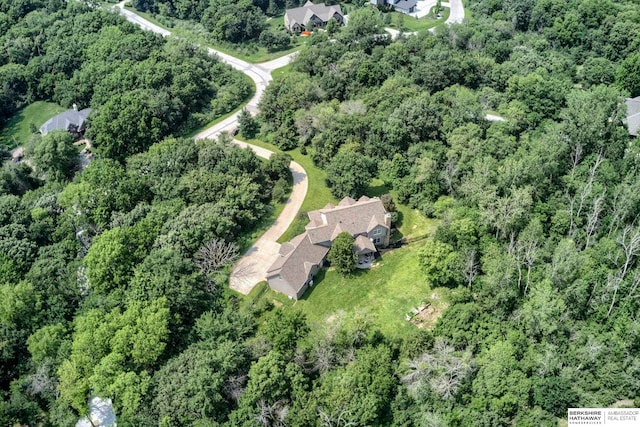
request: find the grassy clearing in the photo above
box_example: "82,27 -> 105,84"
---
247,237 -> 448,338
1,101 -> 65,149
271,63 -> 294,80
124,7 -> 303,63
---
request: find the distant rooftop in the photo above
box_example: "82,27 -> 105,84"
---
40,107 -> 91,135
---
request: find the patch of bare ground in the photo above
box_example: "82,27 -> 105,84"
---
407,290 -> 449,329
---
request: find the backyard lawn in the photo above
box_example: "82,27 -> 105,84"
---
271,63 -> 294,80
1,101 -> 65,149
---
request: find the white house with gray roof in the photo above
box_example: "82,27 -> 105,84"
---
266,196 -> 391,299
284,1 -> 344,32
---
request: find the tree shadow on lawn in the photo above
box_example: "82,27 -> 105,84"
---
365,181 -> 390,198
0,111 -> 26,149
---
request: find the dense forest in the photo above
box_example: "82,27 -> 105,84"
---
2,0 -> 640,426
0,0 -> 251,162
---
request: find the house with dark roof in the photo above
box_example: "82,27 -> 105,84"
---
39,104 -> 91,138
625,96 -> 640,137
370,0 -> 418,14
284,1 -> 344,32
266,196 -> 391,299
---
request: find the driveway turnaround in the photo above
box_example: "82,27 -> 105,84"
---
116,2 -> 305,294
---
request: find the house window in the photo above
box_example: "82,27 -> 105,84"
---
374,237 -> 381,244
372,228 -> 383,236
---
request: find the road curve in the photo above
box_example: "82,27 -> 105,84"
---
115,2 -> 304,294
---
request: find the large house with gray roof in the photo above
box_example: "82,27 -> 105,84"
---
266,196 -> 391,299
284,1 -> 344,32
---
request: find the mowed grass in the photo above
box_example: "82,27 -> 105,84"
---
271,63 -> 294,80
248,237 -> 448,338
1,101 -> 65,149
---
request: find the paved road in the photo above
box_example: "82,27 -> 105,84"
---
115,2 -> 304,294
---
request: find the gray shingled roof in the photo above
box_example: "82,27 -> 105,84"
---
306,196 -> 389,245
626,97 -> 640,137
285,1 -> 343,29
354,235 -> 376,254
40,108 -> 91,135
394,0 -> 417,12
266,232 -> 329,295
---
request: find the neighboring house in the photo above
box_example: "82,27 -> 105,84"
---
625,96 -> 640,137
40,104 -> 91,138
370,0 -> 418,14
284,1 -> 344,32
266,196 -> 391,299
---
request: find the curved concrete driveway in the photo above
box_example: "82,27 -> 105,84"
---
116,2 -> 303,294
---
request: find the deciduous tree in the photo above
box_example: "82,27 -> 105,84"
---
327,232 -> 357,276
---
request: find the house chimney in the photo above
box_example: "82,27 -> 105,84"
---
72,103 -> 77,111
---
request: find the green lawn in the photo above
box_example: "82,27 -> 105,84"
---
271,63 -> 294,80
124,7 -> 303,63
1,101 -> 65,149
247,237 -> 448,338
